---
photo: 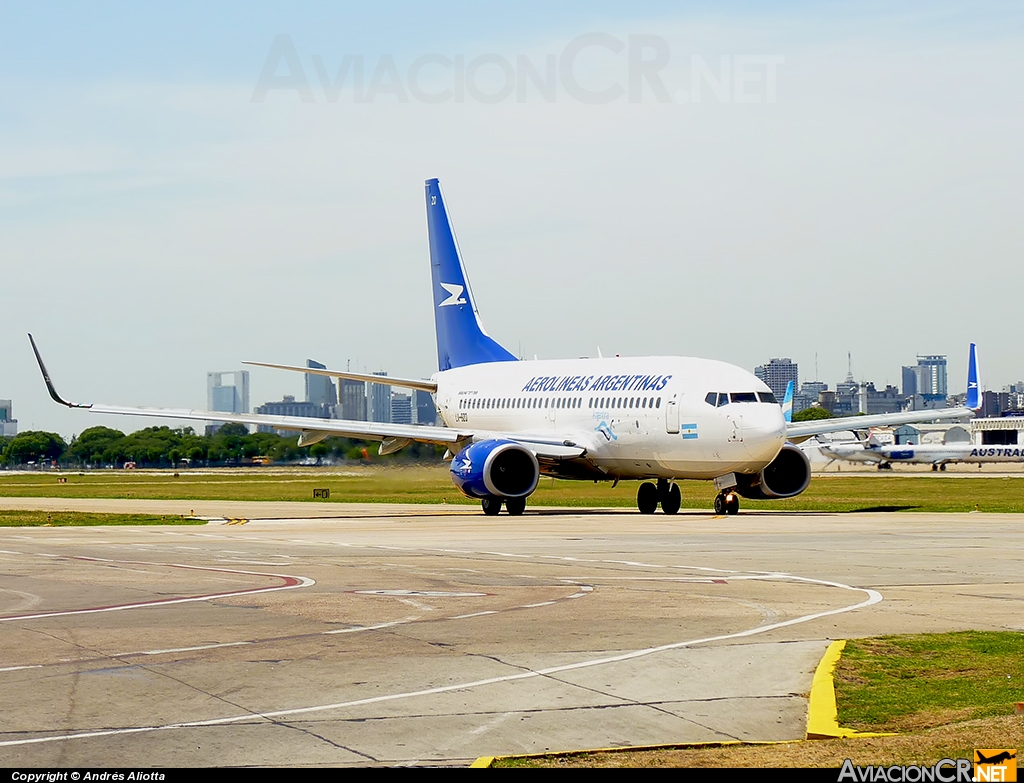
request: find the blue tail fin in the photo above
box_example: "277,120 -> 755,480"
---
782,380 -> 794,423
425,179 -> 518,371
965,343 -> 980,410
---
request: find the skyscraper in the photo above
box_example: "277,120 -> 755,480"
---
339,379 -> 367,421
390,393 -> 413,425
207,371 -> 250,414
753,358 -> 798,400
902,355 -> 947,405
305,359 -> 336,409
413,389 -> 437,425
0,400 -> 17,437
368,372 -> 391,424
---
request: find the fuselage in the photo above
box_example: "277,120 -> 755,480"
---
432,356 -> 787,481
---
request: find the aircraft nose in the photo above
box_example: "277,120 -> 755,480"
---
743,407 -> 787,460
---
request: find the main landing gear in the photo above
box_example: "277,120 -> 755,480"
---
636,478 -> 682,514
714,491 -> 739,515
481,496 -> 526,516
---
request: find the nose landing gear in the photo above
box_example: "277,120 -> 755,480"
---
714,491 -> 739,515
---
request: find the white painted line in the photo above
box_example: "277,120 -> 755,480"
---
324,619 -> 416,635
128,642 -> 253,656
450,611 -> 497,619
0,665 -> 43,672
481,552 -> 529,558
0,575 -> 883,749
521,601 -> 556,608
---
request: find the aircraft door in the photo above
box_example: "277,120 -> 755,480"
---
665,391 -> 680,434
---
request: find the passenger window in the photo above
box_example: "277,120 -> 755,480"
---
656,398 -> 661,408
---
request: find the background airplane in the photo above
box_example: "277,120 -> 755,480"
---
818,440 -> 1023,471
30,179 -> 981,516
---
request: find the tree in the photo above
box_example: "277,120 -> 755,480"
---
2,431 -> 67,465
67,426 -> 126,466
792,406 -> 833,422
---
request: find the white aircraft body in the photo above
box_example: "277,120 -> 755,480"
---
29,178 -> 982,515
819,441 -> 1021,470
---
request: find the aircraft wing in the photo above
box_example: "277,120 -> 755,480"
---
786,406 -> 973,442
242,361 -> 437,393
29,335 -> 584,460
788,343 -> 981,442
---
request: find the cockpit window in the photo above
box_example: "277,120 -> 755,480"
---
716,393 -> 729,407
705,392 -> 716,406
730,392 -> 758,403
758,392 -> 778,404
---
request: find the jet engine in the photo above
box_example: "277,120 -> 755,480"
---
450,439 -> 540,500
735,443 -> 811,500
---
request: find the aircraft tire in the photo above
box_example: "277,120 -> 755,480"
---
661,483 -> 681,515
637,482 -> 658,514
725,492 -> 740,515
505,497 -> 526,516
714,493 -> 726,515
481,496 -> 503,516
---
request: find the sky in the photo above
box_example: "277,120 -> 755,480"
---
1,1 -> 1022,438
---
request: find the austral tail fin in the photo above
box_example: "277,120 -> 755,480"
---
965,343 -> 981,411
425,178 -> 517,371
782,380 -> 794,423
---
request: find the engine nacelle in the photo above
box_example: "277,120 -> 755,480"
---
450,439 -> 540,500
735,443 -> 811,500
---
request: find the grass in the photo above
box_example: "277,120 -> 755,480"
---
2,467 -> 1024,512
493,632 -> 1024,768
0,510 -> 207,526
835,632 -> 1024,732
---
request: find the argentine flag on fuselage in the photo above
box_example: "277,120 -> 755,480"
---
425,179 -> 518,371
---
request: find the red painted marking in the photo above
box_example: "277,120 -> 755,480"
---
0,554 -> 313,622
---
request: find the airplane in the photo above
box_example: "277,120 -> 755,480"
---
818,440 -> 1023,471
28,178 -> 983,516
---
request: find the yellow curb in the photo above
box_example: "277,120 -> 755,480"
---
806,639 -> 892,739
470,740 -> 799,768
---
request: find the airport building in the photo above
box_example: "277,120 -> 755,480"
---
0,400 -> 17,437
971,416 -> 1024,446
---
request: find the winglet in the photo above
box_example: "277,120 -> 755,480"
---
27,334 -> 91,409
965,343 -> 981,411
782,380 -> 794,423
